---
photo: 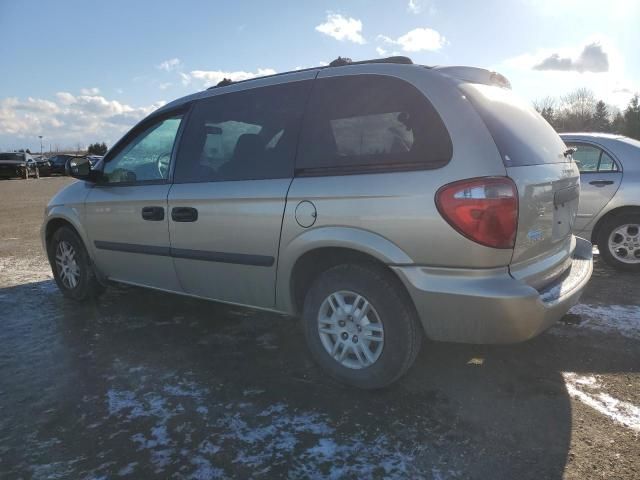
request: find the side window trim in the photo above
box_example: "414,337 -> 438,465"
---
97,106 -> 190,187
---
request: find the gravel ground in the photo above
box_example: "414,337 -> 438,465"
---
0,176 -> 638,479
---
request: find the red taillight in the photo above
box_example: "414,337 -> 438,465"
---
435,177 -> 518,249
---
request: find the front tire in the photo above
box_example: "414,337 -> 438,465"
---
302,263 -> 422,389
48,226 -> 105,300
597,213 -> 640,272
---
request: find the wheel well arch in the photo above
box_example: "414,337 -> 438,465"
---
289,246 -> 414,315
591,206 -> 640,244
45,218 -> 80,251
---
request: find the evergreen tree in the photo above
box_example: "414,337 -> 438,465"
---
611,112 -> 625,134
592,101 -> 610,132
623,95 -> 640,140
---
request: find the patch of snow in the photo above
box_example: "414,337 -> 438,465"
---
563,372 -> 640,432
242,387 -> 265,397
117,462 -> 137,476
0,256 -> 52,287
557,303 -> 640,340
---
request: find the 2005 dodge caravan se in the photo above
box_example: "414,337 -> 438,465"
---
42,56 -> 593,388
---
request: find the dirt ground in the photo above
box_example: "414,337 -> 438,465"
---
0,176 -> 638,479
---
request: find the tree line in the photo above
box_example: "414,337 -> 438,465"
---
87,142 -> 108,155
533,89 -> 640,140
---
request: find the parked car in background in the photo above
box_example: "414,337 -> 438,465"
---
0,152 -> 40,179
42,57 -> 593,388
32,155 -> 52,176
561,133 -> 640,271
48,154 -> 76,175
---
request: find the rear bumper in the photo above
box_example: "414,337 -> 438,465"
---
393,237 -> 593,344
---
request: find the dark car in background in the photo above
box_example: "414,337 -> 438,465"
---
48,155 -> 76,175
0,152 -> 40,179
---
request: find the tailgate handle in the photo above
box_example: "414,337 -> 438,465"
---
171,207 -> 198,222
554,185 -> 579,207
589,180 -> 614,187
141,206 -> 165,221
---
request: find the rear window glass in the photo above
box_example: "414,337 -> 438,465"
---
462,84 -> 568,167
297,74 -> 452,173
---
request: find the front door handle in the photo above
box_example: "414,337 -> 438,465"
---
171,207 -> 198,222
141,206 -> 165,221
589,180 -> 614,187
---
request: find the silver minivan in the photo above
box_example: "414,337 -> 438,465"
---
42,57 -> 593,388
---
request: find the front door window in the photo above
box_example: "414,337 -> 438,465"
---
102,116 -> 182,184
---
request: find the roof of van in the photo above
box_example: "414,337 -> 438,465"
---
153,56 -> 512,117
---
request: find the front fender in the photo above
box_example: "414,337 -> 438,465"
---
275,226 -> 413,314
41,206 -> 92,259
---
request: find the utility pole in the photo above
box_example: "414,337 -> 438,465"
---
38,135 -> 43,157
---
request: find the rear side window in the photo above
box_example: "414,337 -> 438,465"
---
462,83 -> 568,167
567,142 -> 619,173
174,80 -> 312,183
297,74 -> 452,173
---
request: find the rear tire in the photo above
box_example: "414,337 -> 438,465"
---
302,263 -> 422,389
597,213 -> 640,272
48,226 -> 105,300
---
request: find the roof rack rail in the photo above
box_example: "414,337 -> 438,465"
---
329,56 -> 413,67
203,56 -> 414,91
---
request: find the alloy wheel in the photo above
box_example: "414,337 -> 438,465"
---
55,240 -> 80,289
608,224 -> 640,264
317,290 -> 384,369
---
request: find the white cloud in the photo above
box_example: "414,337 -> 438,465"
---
408,0 -> 421,13
0,90 -> 164,150
157,58 -> 181,72
315,13 -> 365,44
178,72 -> 191,86
533,42 -> 609,73
497,37 -> 637,109
376,46 -> 388,56
378,28 -> 446,52
80,87 -> 100,95
407,0 -> 436,14
159,82 -> 173,90
188,68 -> 276,88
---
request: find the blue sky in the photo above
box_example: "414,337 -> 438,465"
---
1,0 -> 638,151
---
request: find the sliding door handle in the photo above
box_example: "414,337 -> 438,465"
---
171,207 -> 198,222
141,206 -> 165,221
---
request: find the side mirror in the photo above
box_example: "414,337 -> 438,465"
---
66,157 -> 95,181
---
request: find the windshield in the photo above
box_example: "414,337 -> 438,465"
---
0,153 -> 24,161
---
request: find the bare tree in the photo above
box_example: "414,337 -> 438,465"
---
558,88 -> 596,131
533,96 -> 557,128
